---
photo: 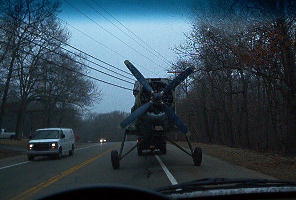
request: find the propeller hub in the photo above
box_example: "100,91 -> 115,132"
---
151,92 -> 162,104
121,60 -> 193,131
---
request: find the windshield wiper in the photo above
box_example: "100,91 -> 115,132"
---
156,178 -> 296,194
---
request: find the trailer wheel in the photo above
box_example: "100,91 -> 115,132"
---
111,150 -> 120,169
159,144 -> 166,154
192,147 -> 202,166
27,155 -> 34,161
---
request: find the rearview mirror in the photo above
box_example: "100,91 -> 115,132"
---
61,134 -> 65,139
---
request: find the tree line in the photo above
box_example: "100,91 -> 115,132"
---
173,0 -> 296,154
77,111 -> 133,142
0,0 -> 99,138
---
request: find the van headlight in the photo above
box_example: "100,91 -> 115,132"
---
51,143 -> 58,149
28,143 -> 34,150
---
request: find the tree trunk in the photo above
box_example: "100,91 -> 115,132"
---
277,18 -> 296,154
0,54 -> 17,129
15,100 -> 27,139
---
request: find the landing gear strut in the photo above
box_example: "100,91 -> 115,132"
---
111,129 -> 202,169
111,130 -> 141,169
165,134 -> 202,166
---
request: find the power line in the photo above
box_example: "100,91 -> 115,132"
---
9,14 -> 135,79
45,57 -> 133,91
32,27 -> 135,81
1,36 -> 133,91
46,19 -> 135,78
49,61 -> 133,91
61,46 -> 135,81
29,26 -> 135,81
93,1 -> 174,66
64,0 -> 166,72
0,26 -> 134,85
58,17 -> 158,76
34,41 -> 135,85
7,16 -> 136,81
85,0 -> 172,67
57,17 -> 133,74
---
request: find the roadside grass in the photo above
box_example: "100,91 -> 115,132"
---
178,141 -> 296,181
0,139 -> 28,147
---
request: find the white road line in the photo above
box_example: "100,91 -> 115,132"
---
155,155 -> 178,185
0,161 -> 30,170
0,144 -> 100,171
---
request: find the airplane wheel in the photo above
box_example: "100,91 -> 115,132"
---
192,147 -> 202,166
111,150 -> 120,169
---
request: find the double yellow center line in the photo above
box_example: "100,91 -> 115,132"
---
10,146 -> 116,200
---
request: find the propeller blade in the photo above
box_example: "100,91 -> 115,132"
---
124,60 -> 153,93
163,67 -> 194,94
120,102 -> 153,128
164,105 -> 188,134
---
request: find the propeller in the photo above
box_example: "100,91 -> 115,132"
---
121,60 -> 194,134
124,60 -> 153,93
163,105 -> 188,133
162,67 -> 194,95
120,102 -> 153,128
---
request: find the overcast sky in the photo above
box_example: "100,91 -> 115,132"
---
58,0 -> 196,113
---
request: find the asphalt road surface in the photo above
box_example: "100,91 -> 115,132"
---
0,142 -> 274,200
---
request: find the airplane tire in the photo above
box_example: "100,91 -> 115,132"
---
192,147 -> 202,166
111,150 -> 120,169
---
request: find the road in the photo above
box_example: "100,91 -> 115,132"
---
0,142 -> 274,200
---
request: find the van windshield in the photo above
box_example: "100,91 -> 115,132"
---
32,130 -> 61,139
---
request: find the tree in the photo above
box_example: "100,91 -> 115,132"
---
172,0 -> 296,154
0,0 -> 100,138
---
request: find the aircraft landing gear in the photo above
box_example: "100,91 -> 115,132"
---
111,130 -> 143,169
165,136 -> 203,167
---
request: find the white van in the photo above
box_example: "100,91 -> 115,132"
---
27,128 -> 75,160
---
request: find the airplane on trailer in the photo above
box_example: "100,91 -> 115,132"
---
110,60 -> 202,169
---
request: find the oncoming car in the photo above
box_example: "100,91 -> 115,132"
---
99,138 -> 107,143
27,128 -> 75,160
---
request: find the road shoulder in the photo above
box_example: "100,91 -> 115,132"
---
178,142 -> 296,181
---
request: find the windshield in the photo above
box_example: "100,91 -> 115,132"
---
32,130 -> 61,140
0,0 -> 296,200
